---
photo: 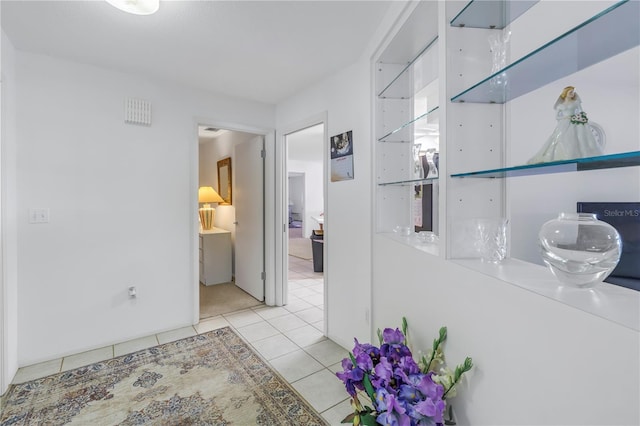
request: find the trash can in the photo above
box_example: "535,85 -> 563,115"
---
310,230 -> 324,273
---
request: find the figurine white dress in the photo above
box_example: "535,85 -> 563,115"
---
527,86 -> 604,164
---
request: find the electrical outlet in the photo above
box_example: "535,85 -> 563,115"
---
128,286 -> 137,298
28,208 -> 50,224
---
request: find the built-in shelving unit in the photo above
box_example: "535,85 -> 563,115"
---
374,0 -> 639,330
375,0 -> 440,238
452,151 -> 640,178
450,0 -> 639,104
442,0 -> 640,329
450,0 -> 539,29
373,4 -> 639,421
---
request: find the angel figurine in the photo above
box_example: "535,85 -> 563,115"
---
527,86 -> 605,164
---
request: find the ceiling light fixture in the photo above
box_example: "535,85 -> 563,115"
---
105,0 -> 159,15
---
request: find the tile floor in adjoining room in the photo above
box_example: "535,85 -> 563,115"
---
11,255 -> 351,424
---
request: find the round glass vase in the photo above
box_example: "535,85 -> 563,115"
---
538,213 -> 621,288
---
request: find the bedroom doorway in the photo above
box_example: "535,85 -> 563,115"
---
197,126 -> 265,320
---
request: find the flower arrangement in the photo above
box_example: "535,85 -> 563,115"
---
335,318 -> 473,426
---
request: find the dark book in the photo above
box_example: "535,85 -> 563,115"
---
577,202 -> 640,292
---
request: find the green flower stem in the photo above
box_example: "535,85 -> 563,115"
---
442,357 -> 473,399
401,317 -> 410,348
425,327 -> 447,372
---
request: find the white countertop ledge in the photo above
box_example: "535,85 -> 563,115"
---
378,232 -> 440,257
453,258 -> 640,331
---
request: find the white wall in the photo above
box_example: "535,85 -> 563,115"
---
288,161 -> 323,237
13,51 -> 274,366
1,30 -> 19,394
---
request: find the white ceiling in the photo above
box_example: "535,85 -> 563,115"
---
1,0 -> 393,104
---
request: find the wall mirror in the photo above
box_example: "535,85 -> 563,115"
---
217,157 -> 232,205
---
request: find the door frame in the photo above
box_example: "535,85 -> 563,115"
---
277,112 -> 328,308
191,118 -> 276,324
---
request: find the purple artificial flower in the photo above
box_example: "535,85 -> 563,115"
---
398,383 -> 421,404
382,328 -> 405,345
355,352 -> 374,372
398,356 -> 421,375
405,373 -> 426,388
373,387 -> 390,412
375,388 -> 411,426
407,373 -> 446,425
416,372 -> 445,402
353,338 -> 380,360
380,328 -> 412,362
335,357 -> 364,396
414,397 -> 446,425
372,356 -> 393,389
388,358 -> 417,390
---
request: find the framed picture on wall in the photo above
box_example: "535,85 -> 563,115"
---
330,130 -> 354,182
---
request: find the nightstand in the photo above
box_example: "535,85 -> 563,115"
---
199,227 -> 232,285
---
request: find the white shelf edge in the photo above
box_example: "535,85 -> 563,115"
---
377,232 -> 440,257
452,258 -> 640,331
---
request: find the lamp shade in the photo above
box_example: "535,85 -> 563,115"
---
105,0 -> 159,15
198,187 -> 224,204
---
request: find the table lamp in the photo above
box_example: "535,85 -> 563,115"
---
198,186 -> 225,230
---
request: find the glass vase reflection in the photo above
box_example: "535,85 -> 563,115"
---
425,149 -> 439,179
412,145 -> 424,179
538,213 -> 621,288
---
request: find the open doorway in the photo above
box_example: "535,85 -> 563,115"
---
284,123 -> 325,331
197,125 -> 265,319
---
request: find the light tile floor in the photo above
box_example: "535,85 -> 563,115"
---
11,255 -> 351,424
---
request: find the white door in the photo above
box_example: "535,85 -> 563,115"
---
234,136 -> 265,301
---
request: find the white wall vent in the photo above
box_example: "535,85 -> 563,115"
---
125,98 -> 152,126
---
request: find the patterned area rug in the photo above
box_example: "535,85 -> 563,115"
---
1,327 -> 327,425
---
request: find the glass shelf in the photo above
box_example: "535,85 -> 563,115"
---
450,0 -> 539,29
377,36 -> 438,99
378,176 -> 438,187
451,151 -> 640,178
378,106 -> 439,143
451,1 -> 639,104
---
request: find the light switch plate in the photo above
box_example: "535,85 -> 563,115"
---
29,208 -> 50,224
